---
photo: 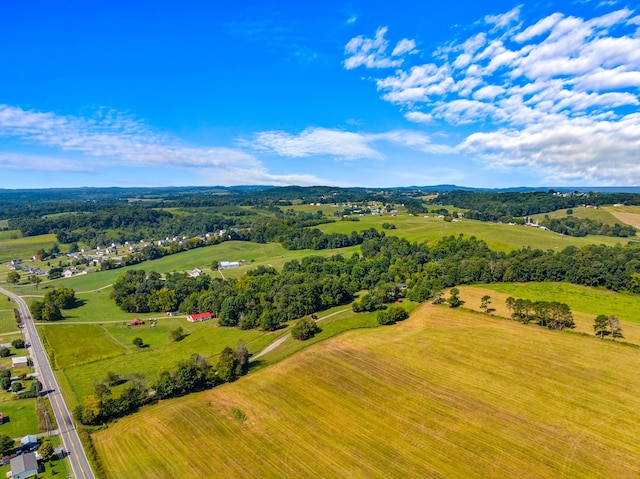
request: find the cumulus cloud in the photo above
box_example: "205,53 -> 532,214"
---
345,6 -> 640,184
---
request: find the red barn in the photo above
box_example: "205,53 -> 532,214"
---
130,318 -> 144,326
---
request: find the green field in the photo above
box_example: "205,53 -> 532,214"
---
0,307 -> 18,334
42,319 -> 279,402
0,233 -> 59,263
92,302 -> 640,478
315,215 -> 626,252
470,282 -> 640,324
2,241 -> 359,295
531,205 -> 622,225
453,284 -> 640,346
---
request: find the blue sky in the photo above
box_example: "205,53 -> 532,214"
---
1,0 -> 639,189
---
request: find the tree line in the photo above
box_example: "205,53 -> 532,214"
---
111,234 -> 640,337
438,190 -> 640,223
539,215 -> 635,238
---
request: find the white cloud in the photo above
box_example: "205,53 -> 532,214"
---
392,38 -> 418,56
514,13 -> 564,42
0,104 -> 259,168
472,85 -> 505,100
344,27 -> 417,69
252,127 -> 382,159
484,6 -> 522,31
404,111 -> 433,124
345,5 -> 640,184
0,104 -> 333,186
251,127 -> 454,158
461,114 -> 640,184
0,153 -> 93,172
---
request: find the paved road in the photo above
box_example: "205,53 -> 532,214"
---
0,287 -> 94,479
250,308 -> 350,362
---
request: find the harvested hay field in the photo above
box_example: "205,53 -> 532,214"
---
93,303 -> 640,478
611,211 -> 640,229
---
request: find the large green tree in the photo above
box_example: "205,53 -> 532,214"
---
291,316 -> 321,340
0,435 -> 14,456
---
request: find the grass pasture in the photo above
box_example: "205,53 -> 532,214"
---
316,215 -> 626,252
92,302 -> 640,478
39,324 -> 128,369
531,206 -> 622,225
47,321 -> 278,402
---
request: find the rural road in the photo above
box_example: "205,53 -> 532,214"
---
250,308 -> 350,362
0,287 -> 95,479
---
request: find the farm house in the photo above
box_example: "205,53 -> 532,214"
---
187,312 -> 213,322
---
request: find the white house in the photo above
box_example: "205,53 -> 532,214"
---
188,268 -> 203,278
12,357 -> 29,368
219,261 -> 240,269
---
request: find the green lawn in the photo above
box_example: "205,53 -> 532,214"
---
0,308 -> 19,335
0,397 -> 41,438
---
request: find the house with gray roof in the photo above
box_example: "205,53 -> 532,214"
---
9,452 -> 38,479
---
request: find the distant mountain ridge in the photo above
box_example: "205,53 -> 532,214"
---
1,184 -> 640,200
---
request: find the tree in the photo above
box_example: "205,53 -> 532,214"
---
608,315 -> 624,340
235,340 -> 249,375
132,337 -> 144,348
7,271 -> 20,284
0,347 -> 9,358
45,287 -> 77,309
480,295 -> 493,314
11,338 -> 26,349
155,370 -> 177,399
30,379 -> 42,394
0,377 -> 11,391
11,381 -> 23,392
169,326 -> 184,342
446,288 -> 463,308
38,441 -> 54,463
216,346 -> 237,382
0,435 -> 14,456
593,314 -> 609,338
291,316 -> 321,340
377,305 -> 409,325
